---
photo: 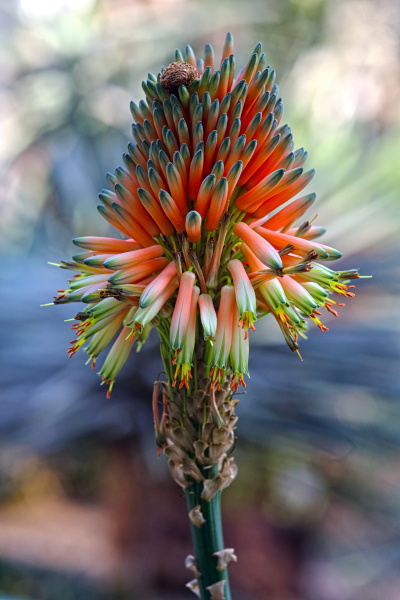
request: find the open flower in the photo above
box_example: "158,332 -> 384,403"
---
51,33 -> 364,397
209,285 -> 235,390
198,293 -> 218,342
172,285 -> 200,388
170,271 -> 196,364
230,302 -> 250,391
227,258 -> 257,338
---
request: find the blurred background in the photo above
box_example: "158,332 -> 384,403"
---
0,0 -> 399,598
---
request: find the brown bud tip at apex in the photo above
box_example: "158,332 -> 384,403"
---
160,61 -> 198,91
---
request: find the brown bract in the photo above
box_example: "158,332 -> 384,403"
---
160,61 -> 198,91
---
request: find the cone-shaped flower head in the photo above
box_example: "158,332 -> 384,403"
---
51,33 -> 365,397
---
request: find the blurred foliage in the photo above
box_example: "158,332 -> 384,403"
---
0,0 -> 400,599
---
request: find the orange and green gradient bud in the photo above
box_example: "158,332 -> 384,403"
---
185,210 -> 202,242
50,33 -> 367,397
139,261 -> 177,308
198,293 -> 218,342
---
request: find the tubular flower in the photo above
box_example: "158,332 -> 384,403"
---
209,285 -> 236,390
99,326 -> 135,398
233,222 -> 282,271
227,259 -> 257,338
127,277 -> 179,337
170,271 -> 196,364
172,285 -> 200,388
139,261 -> 177,308
230,302 -> 250,391
51,33 -> 365,397
198,293 -> 218,342
186,210 -> 202,242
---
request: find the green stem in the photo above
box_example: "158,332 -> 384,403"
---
185,472 -> 232,600
155,330 -> 234,598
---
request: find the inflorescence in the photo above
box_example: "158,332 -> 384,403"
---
51,34 -> 363,398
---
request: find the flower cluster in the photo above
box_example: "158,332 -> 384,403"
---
52,34 -> 361,397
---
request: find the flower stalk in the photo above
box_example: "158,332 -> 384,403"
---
186,479 -> 231,600
158,334 -> 237,599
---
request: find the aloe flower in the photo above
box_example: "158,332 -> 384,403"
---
170,271 -> 196,362
50,33 -> 366,600
227,258 -> 257,337
173,285 -> 200,389
186,210 -> 202,242
230,302 -> 250,392
198,293 -> 218,342
209,285 -> 236,390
